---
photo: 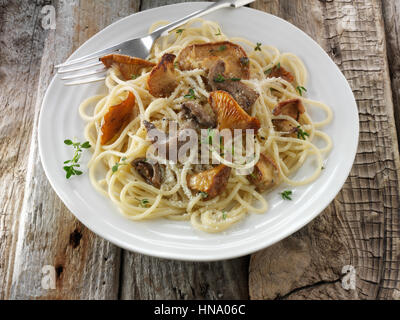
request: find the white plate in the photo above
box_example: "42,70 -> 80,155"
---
38,2 -> 359,261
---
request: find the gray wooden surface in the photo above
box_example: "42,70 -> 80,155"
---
0,0 -> 399,300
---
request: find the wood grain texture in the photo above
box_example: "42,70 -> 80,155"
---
382,0 -> 400,150
0,0 -> 140,299
249,0 -> 400,300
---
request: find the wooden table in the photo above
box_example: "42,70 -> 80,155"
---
1,0 -> 399,300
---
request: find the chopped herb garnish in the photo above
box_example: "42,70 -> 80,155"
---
250,171 -> 257,179
184,88 -> 196,100
215,28 -> 222,36
218,45 -> 227,51
63,139 -> 91,179
176,28 -> 184,34
230,77 -> 241,81
281,190 -> 292,200
111,157 -> 128,173
214,74 -> 225,83
296,86 -> 307,96
222,211 -> 227,220
254,42 -> 262,51
136,198 -> 150,208
297,126 -> 310,140
276,62 -> 281,69
199,191 -> 208,199
131,74 -> 138,80
321,166 -> 325,170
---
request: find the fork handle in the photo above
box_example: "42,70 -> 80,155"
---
152,0 -> 255,37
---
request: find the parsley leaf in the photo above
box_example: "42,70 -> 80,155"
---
218,45 -> 227,51
222,211 -> 227,220
199,191 -> 208,199
176,28 -> 184,34
254,42 -> 262,51
230,77 -> 241,81
281,190 -> 292,200
215,29 -> 222,36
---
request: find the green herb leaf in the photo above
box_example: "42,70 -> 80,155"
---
218,45 -> 227,51
297,126 -> 310,140
215,29 -> 222,36
176,28 -> 184,34
112,157 -> 128,174
136,198 -> 150,208
264,68 -> 272,75
64,139 -> 73,145
184,88 -> 196,100
222,211 -> 227,220
214,74 -> 225,83
254,42 -> 262,51
131,74 -> 138,80
63,139 -> 91,179
281,190 -> 292,200
296,86 -> 307,96
230,77 -> 241,81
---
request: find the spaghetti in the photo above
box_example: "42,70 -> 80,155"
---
78,19 -> 333,233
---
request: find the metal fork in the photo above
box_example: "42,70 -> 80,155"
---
56,0 -> 254,85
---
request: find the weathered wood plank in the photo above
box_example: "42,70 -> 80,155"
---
382,0 -> 400,148
119,0 -> 249,300
1,0 -> 140,299
249,0 -> 400,300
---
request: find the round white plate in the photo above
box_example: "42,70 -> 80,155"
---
39,2 -> 359,261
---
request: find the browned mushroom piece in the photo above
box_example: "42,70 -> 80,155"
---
147,53 -> 178,98
101,92 -> 137,145
187,164 -> 231,199
266,64 -> 295,83
247,153 -> 280,192
209,91 -> 260,132
181,101 -> 217,128
272,99 -> 305,133
177,41 -> 250,79
208,59 -> 259,113
132,157 -> 163,188
100,54 -> 155,80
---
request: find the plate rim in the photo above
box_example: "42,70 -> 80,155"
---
38,2 -> 359,261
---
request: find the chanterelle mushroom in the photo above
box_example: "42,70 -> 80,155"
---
177,41 -> 250,80
266,64 -> 295,83
208,59 -> 259,113
100,54 -> 155,80
101,92 -> 137,145
247,153 -> 280,192
132,157 -> 163,188
147,53 -> 178,98
272,99 -> 305,133
187,164 -> 231,199
209,91 -> 260,132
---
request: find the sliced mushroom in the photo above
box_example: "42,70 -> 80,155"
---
266,64 -> 294,83
187,164 -> 231,199
147,53 -> 178,98
132,157 -> 163,188
143,120 -> 196,160
209,90 -> 260,132
181,101 -> 217,128
272,99 -> 305,133
247,153 -> 280,192
208,59 -> 259,113
177,41 -> 250,79
100,54 -> 155,80
101,92 -> 137,145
